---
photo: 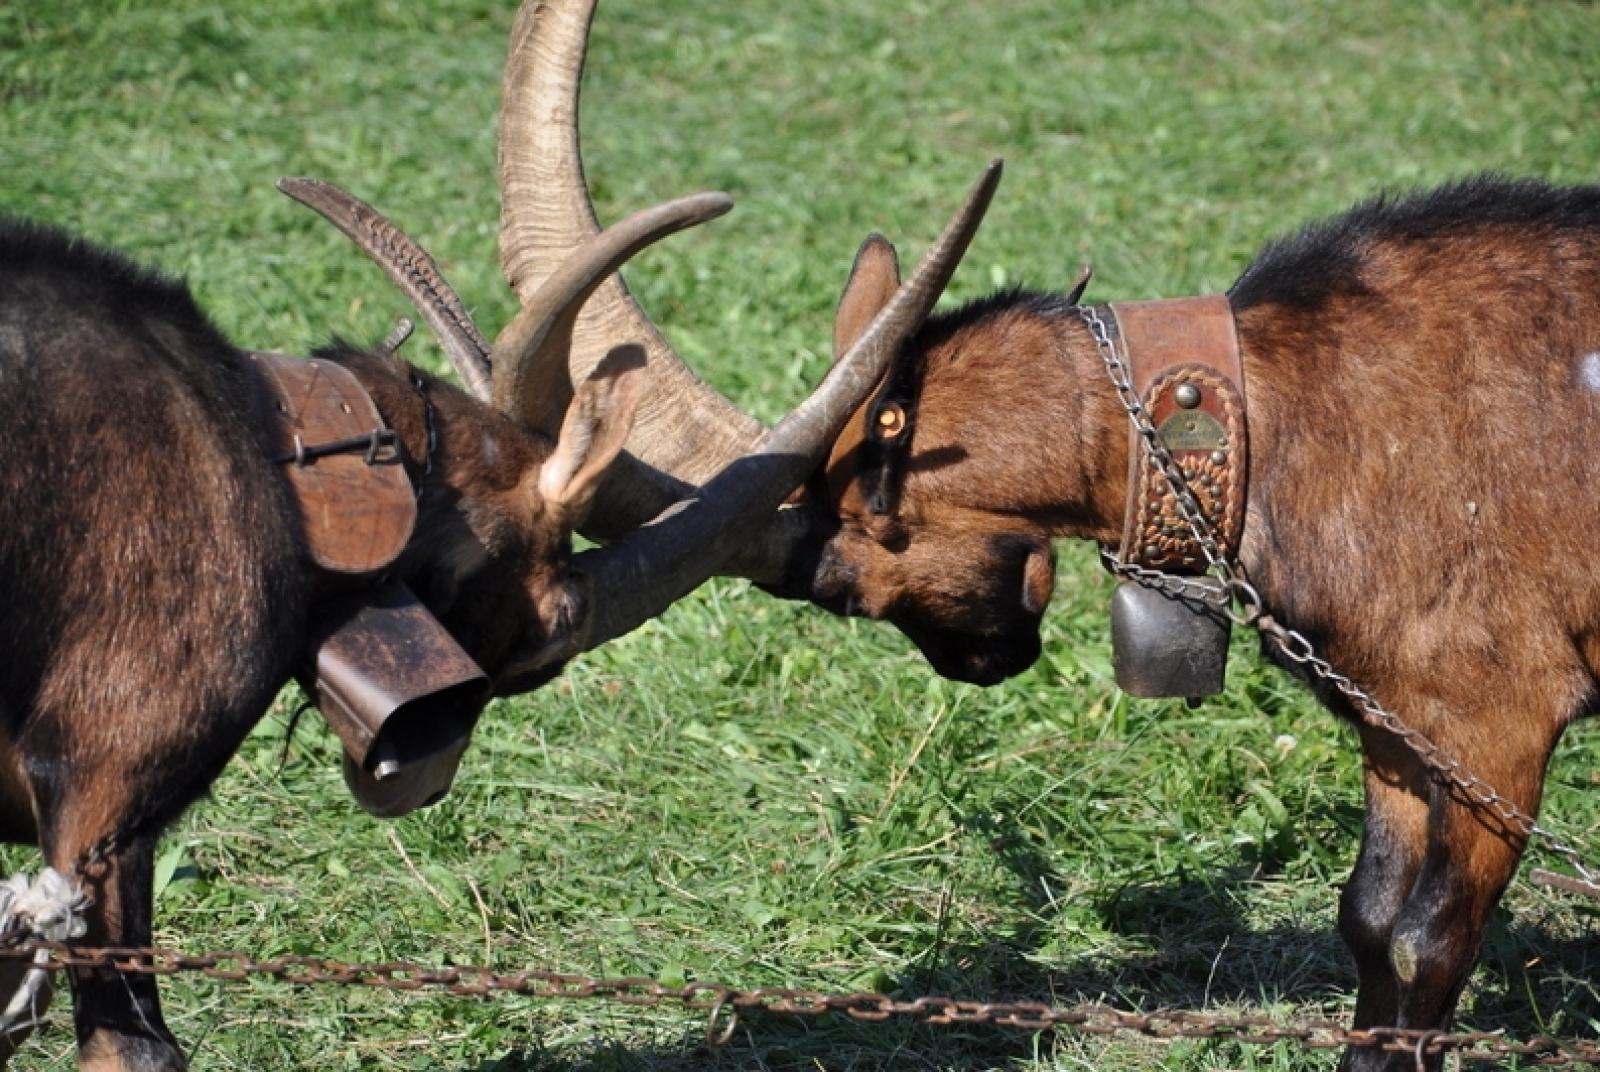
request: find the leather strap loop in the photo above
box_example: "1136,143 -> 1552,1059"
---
251,352 -> 418,578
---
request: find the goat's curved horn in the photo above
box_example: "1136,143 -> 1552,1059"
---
490,191 -> 732,436
566,159 -> 1003,655
277,178 -> 494,400
497,0 -> 766,535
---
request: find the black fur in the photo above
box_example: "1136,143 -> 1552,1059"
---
1231,175 -> 1600,313
0,217 -> 225,342
916,286 -> 1076,352
0,218 -> 308,1068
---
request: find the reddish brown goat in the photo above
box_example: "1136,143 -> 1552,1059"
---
431,4 -> 1590,1064
781,178 -> 1600,1070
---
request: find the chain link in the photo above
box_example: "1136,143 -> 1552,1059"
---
4,940 -> 1597,1064
1076,305 -> 1599,887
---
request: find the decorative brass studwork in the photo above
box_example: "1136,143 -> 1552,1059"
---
1174,383 -> 1202,409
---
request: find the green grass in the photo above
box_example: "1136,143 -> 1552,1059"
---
4,0 -> 1600,1068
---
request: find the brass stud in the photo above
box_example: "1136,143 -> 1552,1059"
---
1211,449 -> 1227,466
1174,383 -> 1202,409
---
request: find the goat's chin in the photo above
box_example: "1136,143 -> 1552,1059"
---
897,622 -> 1042,686
492,641 -> 574,697
493,663 -> 567,697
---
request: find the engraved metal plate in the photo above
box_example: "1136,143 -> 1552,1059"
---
1157,409 -> 1228,451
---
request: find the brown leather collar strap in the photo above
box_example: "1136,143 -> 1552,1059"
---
1107,295 -> 1248,572
250,351 -> 418,579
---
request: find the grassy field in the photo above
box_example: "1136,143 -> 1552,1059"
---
4,0 -> 1600,1068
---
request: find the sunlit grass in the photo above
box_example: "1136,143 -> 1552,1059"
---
2,0 -> 1598,1067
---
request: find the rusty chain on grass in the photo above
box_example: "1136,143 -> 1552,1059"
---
2,940 -> 1598,1065
1074,304 -> 1600,894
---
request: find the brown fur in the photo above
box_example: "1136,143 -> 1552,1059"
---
803,178 -> 1600,1069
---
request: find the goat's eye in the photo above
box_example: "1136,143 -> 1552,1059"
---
551,585 -> 585,639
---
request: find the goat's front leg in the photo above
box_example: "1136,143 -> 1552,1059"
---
43,822 -> 181,1072
1341,717 -> 1557,1072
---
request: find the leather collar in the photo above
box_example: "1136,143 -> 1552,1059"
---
1105,295 -> 1248,572
253,351 -> 491,819
249,351 -> 418,580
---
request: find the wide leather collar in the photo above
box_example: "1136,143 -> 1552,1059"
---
249,350 -> 417,580
1104,295 -> 1248,572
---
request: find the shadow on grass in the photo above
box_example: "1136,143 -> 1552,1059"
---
461,1023 -> 1055,1071
455,856 -> 1599,1070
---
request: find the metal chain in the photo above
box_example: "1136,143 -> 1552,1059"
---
1075,305 -> 1600,887
4,940 -> 1597,1064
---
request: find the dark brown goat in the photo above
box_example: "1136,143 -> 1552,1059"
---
0,107 -> 997,1072
780,177 -> 1600,1070
0,171 -> 992,1068
0,219 -> 646,1070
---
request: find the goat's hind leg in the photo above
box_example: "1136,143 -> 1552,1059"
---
1337,731 -> 1430,1072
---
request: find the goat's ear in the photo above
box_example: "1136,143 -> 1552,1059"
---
537,344 -> 646,523
833,233 -> 901,361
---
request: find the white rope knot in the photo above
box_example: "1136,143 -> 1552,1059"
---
0,868 -> 88,944
0,867 -> 88,1052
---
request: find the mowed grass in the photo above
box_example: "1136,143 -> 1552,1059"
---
4,0 -> 1600,1068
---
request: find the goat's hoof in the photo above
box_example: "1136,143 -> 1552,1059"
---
78,1030 -> 187,1072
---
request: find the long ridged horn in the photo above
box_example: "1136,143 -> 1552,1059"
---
277,178 -> 494,401
490,191 -> 732,436
497,0 -> 766,540
564,160 -> 1003,656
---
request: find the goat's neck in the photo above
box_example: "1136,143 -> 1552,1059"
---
1055,305 -> 1274,577
373,369 -> 439,492
1057,312 -> 1140,547
315,356 -> 449,506
1001,309 -> 1265,555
